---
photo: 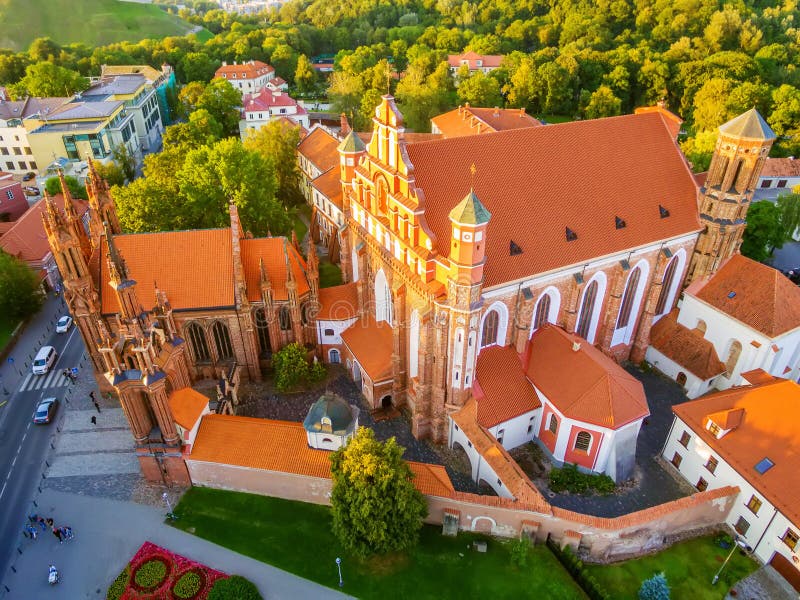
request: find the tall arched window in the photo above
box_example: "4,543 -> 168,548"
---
301,302 -> 313,325
655,253 -> 684,318
616,268 -> 642,330
576,280 -> 599,341
376,176 -> 389,215
254,308 -> 271,357
374,269 -> 393,324
532,294 -> 551,333
725,340 -> 742,377
186,322 -> 210,362
212,321 -> 234,360
574,431 -> 592,452
481,310 -> 499,348
409,310 -> 420,378
279,306 -> 291,330
329,349 -> 340,363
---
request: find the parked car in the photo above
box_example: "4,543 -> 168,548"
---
32,345 -> 57,375
55,315 -> 73,333
24,186 -> 40,196
22,171 -> 36,181
33,397 -> 59,424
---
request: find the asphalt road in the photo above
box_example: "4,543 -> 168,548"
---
0,301 -> 87,581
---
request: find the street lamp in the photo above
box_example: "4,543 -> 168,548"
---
712,535 -> 748,585
335,557 -> 343,587
163,491 -> 177,521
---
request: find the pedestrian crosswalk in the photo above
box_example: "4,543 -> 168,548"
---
18,370 -> 69,393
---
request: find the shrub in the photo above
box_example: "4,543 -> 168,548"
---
510,536 -> 532,568
273,342 -> 309,391
134,559 -> 167,589
208,575 -> 263,600
106,566 -> 129,600
173,570 -> 202,599
639,572 -> 670,600
549,464 -> 616,495
309,359 -> 326,384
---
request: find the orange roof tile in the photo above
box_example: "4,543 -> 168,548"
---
432,106 -> 542,138
101,229 -> 234,313
214,60 -> 274,80
189,414 -> 454,497
240,237 -> 309,302
317,283 -> 358,320
297,126 -> 339,173
525,325 -> 649,429
168,388 -> 209,430
311,168 -> 343,209
741,368 -> 776,385
473,345 -> 541,428
692,254 -> 800,337
672,378 -> 800,525
760,157 -> 800,178
405,111 -> 701,288
706,407 -> 745,430
1,195 -> 88,264
447,52 -> 505,69
340,315 -> 393,381
649,309 -> 725,380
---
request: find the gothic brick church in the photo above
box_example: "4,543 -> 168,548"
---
327,97 -> 774,444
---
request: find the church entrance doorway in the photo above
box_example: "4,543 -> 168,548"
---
381,395 -> 392,409
676,372 -> 687,387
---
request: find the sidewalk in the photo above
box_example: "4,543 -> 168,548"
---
0,488 -> 353,600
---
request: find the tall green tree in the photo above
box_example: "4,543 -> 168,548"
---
330,428 -> 427,557
180,52 -> 220,83
10,63 -> 87,98
45,175 -> 87,200
180,79 -> 242,137
0,250 -> 43,321
272,342 -> 310,391
294,54 -> 317,94
243,120 -> 304,208
584,85 -> 622,119
163,109 -> 223,150
777,193 -> 800,241
457,71 -> 503,107
741,201 -> 786,262
638,572 -> 670,600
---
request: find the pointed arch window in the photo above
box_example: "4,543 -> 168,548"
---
576,281 -> 598,341
212,321 -> 234,360
616,267 -> 642,330
254,308 -> 271,357
655,257 -> 679,316
186,322 -> 210,362
481,310 -> 499,348
532,294 -> 551,333
725,340 -> 742,377
279,306 -> 291,331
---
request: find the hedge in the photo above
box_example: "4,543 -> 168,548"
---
207,575 -> 262,600
546,537 -> 611,600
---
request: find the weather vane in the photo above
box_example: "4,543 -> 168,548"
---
470,162 -> 477,189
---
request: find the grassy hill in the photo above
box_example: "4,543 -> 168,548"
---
0,0 -> 202,51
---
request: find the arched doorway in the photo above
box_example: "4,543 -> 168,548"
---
381,395 -> 392,409
676,372 -> 687,387
329,348 -> 340,363
352,361 -> 362,383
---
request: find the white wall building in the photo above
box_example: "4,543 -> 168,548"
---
239,88 -> 309,140
647,254 -> 800,398
215,60 -> 275,93
756,157 -> 800,199
662,376 -> 800,591
0,97 -> 69,174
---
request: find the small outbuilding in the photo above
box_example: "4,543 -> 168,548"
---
303,393 -> 359,450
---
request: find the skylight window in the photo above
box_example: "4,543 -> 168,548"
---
510,240 -> 523,255
565,227 -> 578,242
727,291 -> 736,299
754,457 -> 774,475
615,216 -> 626,229
659,205 -> 670,218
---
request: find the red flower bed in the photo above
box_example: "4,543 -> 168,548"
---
117,541 -> 228,600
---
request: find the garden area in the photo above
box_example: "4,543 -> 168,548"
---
584,534 -> 758,600
171,487 -> 586,600
106,541 -> 261,600
0,316 -> 18,353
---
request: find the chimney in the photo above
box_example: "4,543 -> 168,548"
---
222,61 -> 227,66
657,98 -> 666,108
572,342 -> 581,352
519,107 -> 525,118
493,106 -> 500,118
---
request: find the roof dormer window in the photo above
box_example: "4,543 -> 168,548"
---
754,457 -> 774,474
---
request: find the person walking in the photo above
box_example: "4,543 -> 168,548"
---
90,415 -> 97,426
52,527 -> 62,544
92,399 -> 101,413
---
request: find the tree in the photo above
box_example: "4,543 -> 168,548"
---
680,130 -> 718,172
94,161 -> 125,187
294,54 -> 317,94
330,427 -> 427,556
328,71 -> 363,127
741,201 -> 785,262
272,342 -> 309,391
692,78 -> 736,131
179,79 -> 242,137
777,193 -> 800,241
10,63 -> 87,98
112,144 -> 137,183
457,71 -> 503,107
243,120 -> 304,207
45,176 -> 88,200
638,572 -> 670,600
584,85 -> 622,119
163,109 -> 223,150
0,250 -> 43,321
180,52 -> 220,83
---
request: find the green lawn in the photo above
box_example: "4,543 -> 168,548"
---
290,206 -> 309,244
319,260 -> 343,288
172,487 -> 586,600
0,317 -> 19,353
585,536 -> 758,599
0,0 -> 199,51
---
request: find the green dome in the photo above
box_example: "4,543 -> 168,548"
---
303,393 -> 358,435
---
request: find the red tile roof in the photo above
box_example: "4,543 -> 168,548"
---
311,168 -> 343,209
405,111 -> 702,288
297,126 -> 339,173
1,195 -> 88,264
240,237 -> 309,302
649,309 -> 725,380
242,87 -> 302,112
432,106 -> 542,138
741,369 -> 776,385
447,52 -> 505,69
473,345 -> 541,428
691,254 -> 800,337
672,378 -> 800,526
214,60 -> 273,80
760,157 -> 800,178
189,414 -> 454,497
525,325 -> 649,429
317,283 -> 358,320
340,315 -> 393,381
168,388 -> 209,430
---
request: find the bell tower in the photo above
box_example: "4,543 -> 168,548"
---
687,109 -> 775,282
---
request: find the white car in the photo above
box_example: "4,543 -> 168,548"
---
55,316 -> 73,333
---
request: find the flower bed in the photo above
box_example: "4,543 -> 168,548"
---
108,541 -> 228,600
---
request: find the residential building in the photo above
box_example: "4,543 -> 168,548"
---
754,156 -> 800,202
266,77 -> 288,92
0,172 -> 29,220
647,254 -> 800,397
447,52 -> 505,74
100,64 -> 177,125
662,375 -> 800,591
84,74 -> 164,152
239,87 -> 309,139
215,60 -> 275,93
0,96 -> 69,174
431,105 -> 542,138
1,173 -> 88,289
